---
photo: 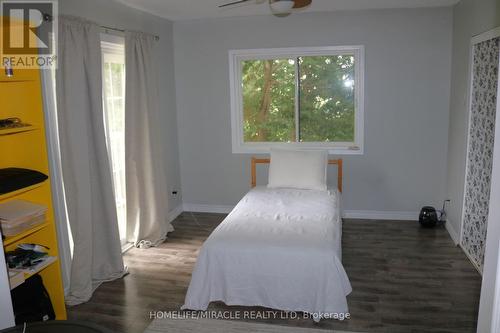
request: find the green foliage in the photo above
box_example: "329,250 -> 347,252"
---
242,59 -> 295,142
299,56 -> 355,142
242,55 -> 355,143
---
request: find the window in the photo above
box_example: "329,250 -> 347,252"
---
101,34 -> 127,247
229,46 -> 364,154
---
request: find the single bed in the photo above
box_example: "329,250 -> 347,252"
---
182,157 -> 352,319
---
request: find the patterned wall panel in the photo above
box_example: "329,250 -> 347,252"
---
462,37 -> 499,273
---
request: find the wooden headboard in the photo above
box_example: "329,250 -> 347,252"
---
251,157 -> 343,192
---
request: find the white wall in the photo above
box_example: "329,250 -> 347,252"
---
59,0 -> 182,212
444,0 -> 500,245
173,8 -> 453,216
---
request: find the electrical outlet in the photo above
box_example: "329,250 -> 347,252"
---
171,189 -> 179,199
439,199 -> 451,222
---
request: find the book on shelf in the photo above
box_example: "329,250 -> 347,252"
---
0,200 -> 47,237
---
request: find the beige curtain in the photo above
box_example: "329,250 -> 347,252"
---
56,16 -> 127,305
125,31 -> 174,248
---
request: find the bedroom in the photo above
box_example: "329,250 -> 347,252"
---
0,0 -> 499,332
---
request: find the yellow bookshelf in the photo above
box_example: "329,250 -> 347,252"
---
0,67 -> 67,319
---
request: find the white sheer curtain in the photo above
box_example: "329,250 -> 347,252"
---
56,16 -> 127,305
125,31 -> 174,248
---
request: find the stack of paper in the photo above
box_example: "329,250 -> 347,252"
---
0,200 -> 47,237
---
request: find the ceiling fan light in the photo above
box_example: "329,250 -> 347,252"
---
269,0 -> 295,14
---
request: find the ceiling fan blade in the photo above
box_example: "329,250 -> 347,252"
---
293,0 -> 312,9
218,0 -> 253,8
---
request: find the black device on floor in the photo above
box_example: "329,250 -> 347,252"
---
419,206 -> 439,228
11,274 -> 55,324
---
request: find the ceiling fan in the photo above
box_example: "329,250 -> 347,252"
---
218,0 -> 312,17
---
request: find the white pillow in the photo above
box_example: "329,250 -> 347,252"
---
267,149 -> 328,191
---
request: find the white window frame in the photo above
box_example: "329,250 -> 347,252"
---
229,46 -> 365,155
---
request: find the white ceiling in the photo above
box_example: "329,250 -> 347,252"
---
115,0 -> 460,21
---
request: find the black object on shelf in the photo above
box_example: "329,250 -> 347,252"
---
0,321 -> 114,333
0,118 -> 31,130
11,274 -> 55,324
419,206 -> 439,228
0,168 -> 48,195
6,248 -> 48,269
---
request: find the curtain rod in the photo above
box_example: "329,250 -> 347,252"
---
101,25 -> 160,41
43,14 -> 160,41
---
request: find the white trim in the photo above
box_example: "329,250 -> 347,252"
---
471,27 -> 500,45
182,203 -> 418,221
294,58 -> 300,141
478,42 -> 500,333
460,243 -> 482,274
342,210 -> 418,221
489,49 -> 500,333
230,142 -> 364,155
491,239 -> 500,333
168,204 -> 184,221
459,35 -> 475,246
229,46 -> 365,155
183,203 -> 234,214
445,218 -> 460,245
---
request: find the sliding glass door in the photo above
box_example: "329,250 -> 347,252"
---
101,34 -> 127,247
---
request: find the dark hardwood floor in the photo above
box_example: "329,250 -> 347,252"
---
67,213 -> 481,333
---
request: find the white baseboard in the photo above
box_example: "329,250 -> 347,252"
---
444,219 -> 481,273
343,210 -> 418,221
460,243 -> 482,274
183,203 -> 234,214
168,205 -> 184,221
445,218 -> 460,245
182,203 -> 419,221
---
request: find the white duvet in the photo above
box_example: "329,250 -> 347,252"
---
182,186 -> 352,317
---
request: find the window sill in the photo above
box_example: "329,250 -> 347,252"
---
232,144 -> 364,155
